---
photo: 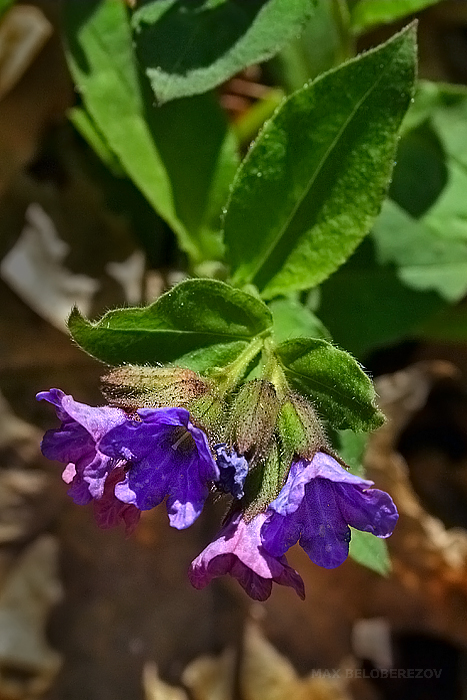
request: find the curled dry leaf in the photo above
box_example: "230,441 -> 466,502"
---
363,362 -> 467,641
0,5 -> 52,101
1,203 -> 99,331
174,620 -> 351,700
370,361 -> 467,573
182,648 -> 235,700
0,535 -> 62,699
240,621 -> 351,700
0,390 -> 58,545
143,662 -> 188,700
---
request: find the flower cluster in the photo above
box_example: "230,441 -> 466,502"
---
38,386 -> 398,601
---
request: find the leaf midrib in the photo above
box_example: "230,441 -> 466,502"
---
243,48 -> 397,286
284,365 -> 374,414
84,325 -> 260,342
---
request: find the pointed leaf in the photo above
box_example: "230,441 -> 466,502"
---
132,0 -> 316,104
374,200 -> 467,302
349,529 -> 391,575
224,25 -> 417,298
276,338 -> 384,431
350,0 -> 441,35
68,279 -> 272,371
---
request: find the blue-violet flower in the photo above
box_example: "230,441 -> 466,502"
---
261,451 -> 399,569
37,388 -> 127,506
214,444 -> 248,499
99,407 -> 219,529
93,466 -> 141,535
188,511 -> 305,601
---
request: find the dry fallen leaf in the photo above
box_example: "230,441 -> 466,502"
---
143,663 -> 188,700
1,203 -> 99,331
0,535 -> 62,699
182,648 -> 235,700
0,390 -> 58,546
0,5 -> 52,101
174,620 -> 351,700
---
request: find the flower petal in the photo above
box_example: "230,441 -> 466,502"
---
335,484 -> 399,537
188,512 -> 305,600
214,444 -> 248,499
93,467 -> 141,535
101,407 -> 218,528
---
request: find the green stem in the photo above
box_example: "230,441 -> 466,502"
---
332,0 -> 356,61
212,336 -> 265,396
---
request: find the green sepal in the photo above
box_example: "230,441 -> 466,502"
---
100,365 -> 211,412
277,393 -> 328,459
243,438 -> 292,521
228,380 -> 280,464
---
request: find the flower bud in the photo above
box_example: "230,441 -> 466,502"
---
189,392 -> 226,440
278,393 -> 328,459
101,365 -> 210,412
242,437 -> 290,520
228,380 -> 280,463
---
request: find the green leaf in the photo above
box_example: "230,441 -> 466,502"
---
68,107 -> 124,176
276,338 -> 384,431
374,200 -> 467,303
318,81 -> 467,358
390,122 -> 448,218
318,238 -> 444,357
269,297 -> 331,344
349,529 -> 391,575
68,279 -> 272,371
269,0 -> 353,93
350,0 -> 441,35
63,0 -> 238,263
337,429 -> 367,477
224,25 -> 417,298
132,0 -> 316,104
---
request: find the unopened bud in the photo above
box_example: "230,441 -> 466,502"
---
189,392 -> 226,440
243,437 -> 290,521
101,365 -> 210,412
278,393 -> 328,459
228,380 -> 280,463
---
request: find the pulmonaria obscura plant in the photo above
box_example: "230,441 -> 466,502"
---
38,16 -> 418,601
38,280 -> 399,602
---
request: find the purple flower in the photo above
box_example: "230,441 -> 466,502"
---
261,452 -> 399,569
93,466 -> 141,536
99,407 -> 219,530
214,444 -> 248,499
188,511 -> 305,601
37,388 -> 127,506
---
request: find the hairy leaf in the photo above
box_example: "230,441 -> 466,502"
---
68,279 -> 272,370
276,338 -> 384,431
132,0 -> 315,104
224,25 -> 417,298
